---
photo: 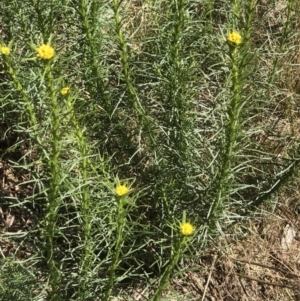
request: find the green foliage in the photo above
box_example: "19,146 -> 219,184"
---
0,260 -> 42,300
0,0 -> 299,300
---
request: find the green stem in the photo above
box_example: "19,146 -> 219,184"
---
166,0 -> 191,164
269,0 -> 295,83
29,0 -> 45,40
77,0 -> 107,110
232,0 -> 241,29
112,0 -> 155,146
66,98 -> 92,300
244,0 -> 255,44
102,195 -> 126,301
208,45 -> 242,222
170,0 -> 185,69
44,62 -> 61,301
151,235 -> 186,301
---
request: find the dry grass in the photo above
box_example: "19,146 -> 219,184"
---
106,197 -> 300,301
159,201 -> 300,301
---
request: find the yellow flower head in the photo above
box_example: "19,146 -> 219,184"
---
36,44 -> 55,59
115,184 -> 129,197
0,46 -> 10,55
180,222 -> 195,236
61,87 -> 70,95
227,31 -> 242,46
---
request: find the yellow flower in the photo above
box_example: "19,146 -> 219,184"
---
115,184 -> 129,197
180,222 -> 195,236
61,87 -> 70,95
36,44 -> 55,59
0,46 -> 10,55
227,31 -> 242,46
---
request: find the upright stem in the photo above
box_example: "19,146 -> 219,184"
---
167,0 -> 189,158
151,234 -> 187,301
112,0 -> 155,146
77,0 -> 107,109
208,44 -> 242,223
66,97 -> 92,300
102,195 -> 126,301
44,61 -> 61,301
244,0 -> 255,43
269,0 -> 295,83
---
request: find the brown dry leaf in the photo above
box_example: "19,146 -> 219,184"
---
281,224 -> 296,251
5,210 -> 15,228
